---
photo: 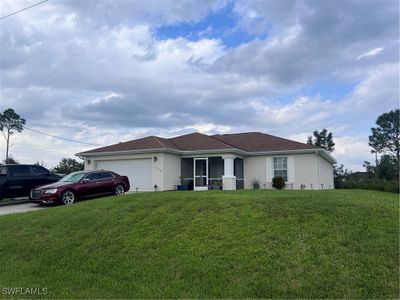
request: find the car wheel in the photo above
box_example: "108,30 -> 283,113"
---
61,190 -> 75,205
115,184 -> 125,196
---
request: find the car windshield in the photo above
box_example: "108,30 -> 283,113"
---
60,172 -> 86,183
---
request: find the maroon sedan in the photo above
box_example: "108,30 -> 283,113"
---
30,170 -> 130,205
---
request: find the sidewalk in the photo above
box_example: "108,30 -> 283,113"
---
0,197 -> 30,207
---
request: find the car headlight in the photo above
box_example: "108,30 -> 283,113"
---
44,189 -> 58,194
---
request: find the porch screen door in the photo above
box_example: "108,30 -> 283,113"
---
194,158 -> 208,191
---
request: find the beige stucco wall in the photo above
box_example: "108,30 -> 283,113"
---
293,153 -> 318,189
244,153 -> 334,190
162,153 -> 181,191
243,156 -> 267,189
318,155 -> 334,189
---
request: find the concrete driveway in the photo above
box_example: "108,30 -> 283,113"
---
0,201 -> 49,216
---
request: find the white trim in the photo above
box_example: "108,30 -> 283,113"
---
222,155 -> 235,176
288,156 -> 295,183
266,157 -> 273,183
272,156 -> 288,182
194,157 -> 208,191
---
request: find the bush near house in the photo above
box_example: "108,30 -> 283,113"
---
0,190 -> 398,299
272,176 -> 286,189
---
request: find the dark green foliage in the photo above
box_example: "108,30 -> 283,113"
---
369,109 -> 400,162
359,109 -> 400,193
0,108 -> 26,163
375,155 -> 399,181
53,158 -> 84,174
339,178 -> 399,194
34,161 -> 45,167
0,190 -> 398,299
307,128 -> 335,152
334,164 -> 351,188
1,156 -> 18,165
336,161 -> 399,193
363,160 -> 376,177
272,176 -> 286,189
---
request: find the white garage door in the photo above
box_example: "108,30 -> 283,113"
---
96,159 -> 152,192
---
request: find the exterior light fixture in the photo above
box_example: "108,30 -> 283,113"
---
153,156 -> 157,162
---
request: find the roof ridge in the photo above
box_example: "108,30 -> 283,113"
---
257,132 -> 313,147
169,131 -> 202,139
152,136 -> 167,148
215,131 -> 312,147
169,132 -> 235,150
214,131 -> 259,135
209,134 -> 237,149
154,135 -> 182,150
164,137 -> 181,150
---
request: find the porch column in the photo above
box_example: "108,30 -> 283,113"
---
222,155 -> 236,190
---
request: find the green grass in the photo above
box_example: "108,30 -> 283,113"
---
0,190 -> 398,299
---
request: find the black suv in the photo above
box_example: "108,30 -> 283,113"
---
0,164 -> 62,200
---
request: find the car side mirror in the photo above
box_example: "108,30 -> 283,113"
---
82,178 -> 91,184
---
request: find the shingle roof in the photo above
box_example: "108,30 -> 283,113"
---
79,131 -> 314,154
212,132 -> 315,152
169,132 -> 234,151
81,136 -> 178,154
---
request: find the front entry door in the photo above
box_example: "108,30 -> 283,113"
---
194,158 -> 208,191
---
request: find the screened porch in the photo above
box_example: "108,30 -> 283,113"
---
180,157 -> 244,190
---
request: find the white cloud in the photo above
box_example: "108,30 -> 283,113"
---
356,47 -> 384,60
344,63 -> 399,116
334,136 -> 374,171
184,123 -> 232,134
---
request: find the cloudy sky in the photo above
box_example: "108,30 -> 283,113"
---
0,0 -> 398,170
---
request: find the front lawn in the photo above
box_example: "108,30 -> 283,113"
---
0,190 -> 398,298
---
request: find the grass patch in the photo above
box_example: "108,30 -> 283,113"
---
0,190 -> 398,298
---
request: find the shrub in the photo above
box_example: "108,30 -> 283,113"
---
250,178 -> 260,189
337,178 -> 399,194
272,176 -> 286,189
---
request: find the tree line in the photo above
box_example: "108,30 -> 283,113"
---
304,109 -> 398,193
334,109 -> 399,193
